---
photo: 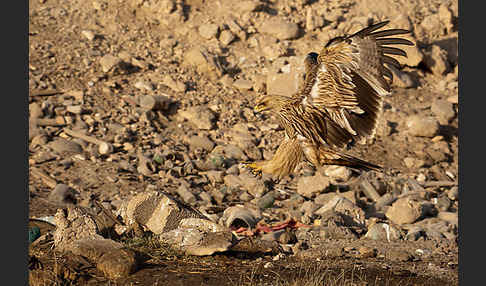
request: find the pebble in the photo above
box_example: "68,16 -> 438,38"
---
397,40 -> 424,67
178,106 -> 216,130
296,172 -> 331,197
404,226 -> 425,241
49,138 -> 83,154
97,248 -> 138,279
437,211 -> 458,226
305,8 -> 325,31
389,65 -> 416,88
233,79 -> 253,91
29,102 -> 44,118
386,249 -> 412,262
434,195 -> 451,211
364,223 -> 402,241
48,184 -> 76,204
134,80 -> 154,92
431,99 -> 455,124
299,201 -> 320,216
259,17 -> 299,40
385,197 -> 425,225
315,196 -> 365,227
234,0 -> 259,13
81,30 -> 96,41
66,105 -> 83,114
323,166 -> 352,182
187,135 -> 215,152
266,57 -> 305,97
358,246 -> 377,258
198,23 -> 219,39
183,46 -> 223,79
447,186 -> 458,201
424,45 -> 451,76
99,54 -> 121,73
257,191 -> 275,209
162,75 -> 186,92
219,30 -> 235,46
406,115 -> 439,137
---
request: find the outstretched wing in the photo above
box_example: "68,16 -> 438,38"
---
299,20 -> 413,146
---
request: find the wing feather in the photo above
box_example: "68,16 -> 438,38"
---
298,20 -> 413,146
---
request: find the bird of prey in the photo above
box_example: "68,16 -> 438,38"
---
244,20 -> 414,180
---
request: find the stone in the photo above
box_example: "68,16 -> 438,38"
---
396,39 -> 424,67
262,43 -> 286,60
431,99 -> 455,124
49,138 -> 83,154
48,184 -> 76,204
134,80 -> 154,92
259,17 -> 299,40
96,248 -> 138,279
424,45 -> 451,76
385,197 -> 426,225
364,223 -> 402,241
176,184 -> 197,204
81,30 -> 96,41
305,8 -> 325,31
205,170 -> 224,184
219,30 -> 235,46
29,102 -> 43,118
406,115 -> 439,137
187,135 -> 215,152
404,226 -> 425,241
266,56 -> 306,97
183,46 -> 223,79
99,54 -> 121,73
434,195 -> 451,211
162,74 -> 186,92
178,106 -> 216,130
389,65 -> 416,88
315,196 -> 365,227
296,172 -> 331,197
66,105 -> 83,114
233,79 -> 253,91
437,211 -> 458,226
447,186 -> 459,201
386,249 -> 412,262
299,201 -> 320,216
234,0 -> 259,13
358,246 -> 377,258
198,23 -> 219,39
323,166 -> 352,182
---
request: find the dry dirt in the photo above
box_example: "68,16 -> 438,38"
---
28,0 -> 458,285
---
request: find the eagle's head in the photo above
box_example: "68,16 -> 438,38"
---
254,95 -> 291,113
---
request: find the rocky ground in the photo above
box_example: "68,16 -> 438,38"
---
28,0 -> 458,285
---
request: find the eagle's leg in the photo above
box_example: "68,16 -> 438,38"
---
242,138 -> 304,179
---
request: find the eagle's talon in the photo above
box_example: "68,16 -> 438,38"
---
241,162 -> 263,176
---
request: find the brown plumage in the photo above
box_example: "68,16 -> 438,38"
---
244,20 -> 414,179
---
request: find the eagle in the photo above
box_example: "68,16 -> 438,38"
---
243,20 -> 414,179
